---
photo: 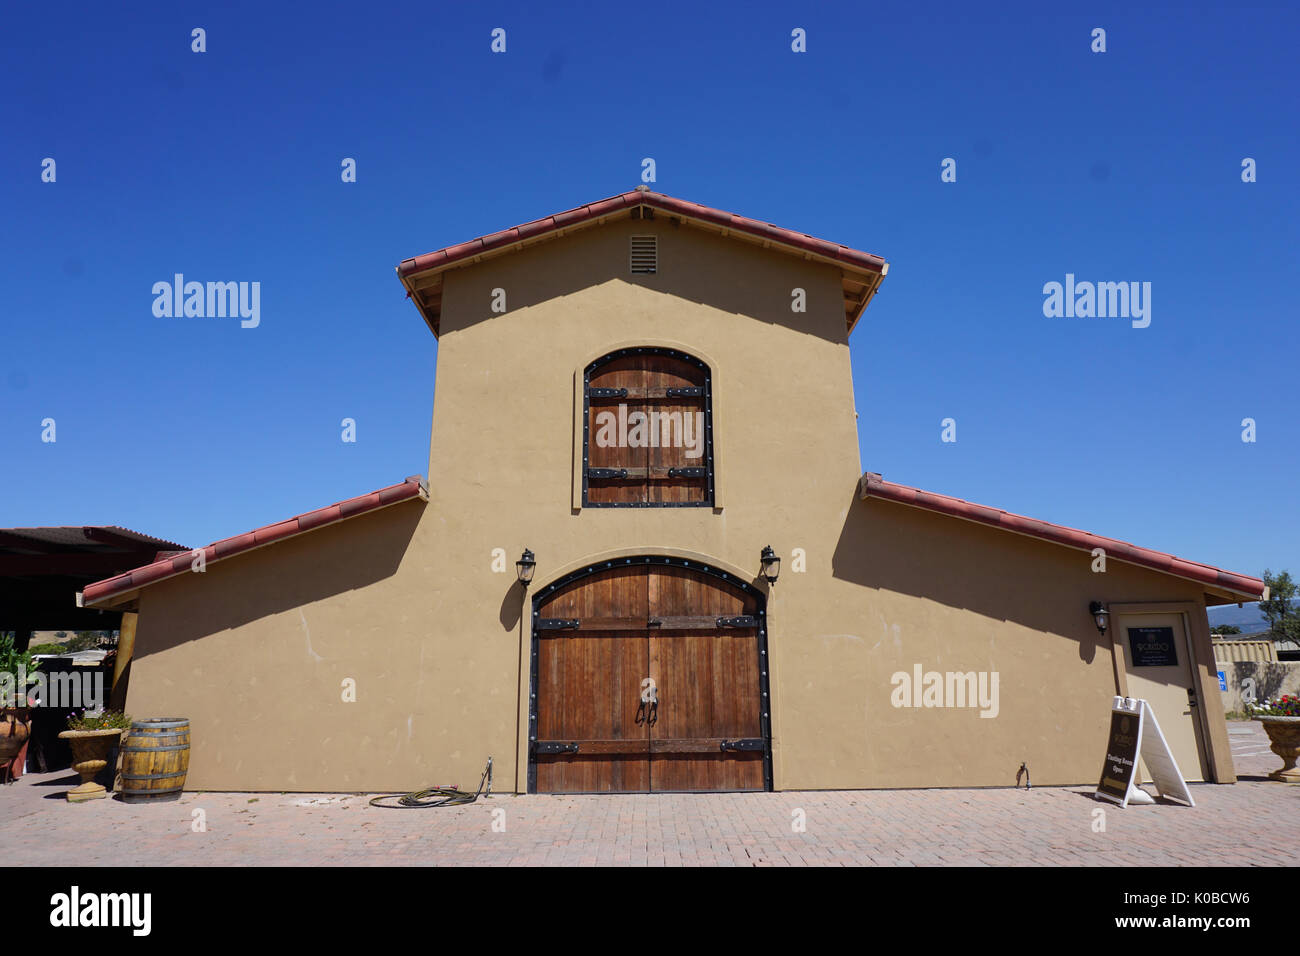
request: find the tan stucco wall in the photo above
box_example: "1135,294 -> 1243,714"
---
1217,660 -> 1300,713
125,217 -> 1229,792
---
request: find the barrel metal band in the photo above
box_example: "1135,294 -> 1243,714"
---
120,771 -> 187,781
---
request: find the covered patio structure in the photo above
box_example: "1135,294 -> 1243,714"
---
1,526 -> 186,774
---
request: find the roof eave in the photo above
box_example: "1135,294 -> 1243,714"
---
858,472 -> 1266,604
76,585 -> 141,612
846,263 -> 889,337
79,476 -> 430,610
398,189 -> 889,339
396,267 -> 439,338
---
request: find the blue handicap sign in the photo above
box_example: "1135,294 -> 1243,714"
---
1217,670 -> 1227,691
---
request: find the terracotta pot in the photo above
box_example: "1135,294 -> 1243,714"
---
57,728 -> 123,802
1258,716 -> 1300,783
0,707 -> 32,762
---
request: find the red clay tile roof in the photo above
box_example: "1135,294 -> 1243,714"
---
859,472 -> 1266,602
78,476 -> 428,608
397,188 -> 889,337
397,188 -> 888,279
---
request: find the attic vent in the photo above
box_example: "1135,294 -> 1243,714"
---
630,235 -> 657,274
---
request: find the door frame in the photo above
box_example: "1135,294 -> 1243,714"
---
1107,600 -> 1235,783
524,553 -> 773,794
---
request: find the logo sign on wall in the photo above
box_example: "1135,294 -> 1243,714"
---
1127,626 -> 1178,667
1095,696 -> 1195,808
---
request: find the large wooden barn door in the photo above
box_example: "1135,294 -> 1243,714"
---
532,563 -> 651,793
647,564 -> 766,791
531,557 -> 769,793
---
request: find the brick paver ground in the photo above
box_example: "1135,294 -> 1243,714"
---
4,721 -> 1296,866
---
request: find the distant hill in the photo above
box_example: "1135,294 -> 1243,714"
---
1207,601 -> 1300,634
1207,603 -> 1269,632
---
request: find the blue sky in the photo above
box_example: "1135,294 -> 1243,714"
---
2,1 -> 1296,580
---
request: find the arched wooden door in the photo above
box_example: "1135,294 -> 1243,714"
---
529,556 -> 771,793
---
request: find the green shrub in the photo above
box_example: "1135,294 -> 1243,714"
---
66,710 -> 131,731
26,643 -> 67,656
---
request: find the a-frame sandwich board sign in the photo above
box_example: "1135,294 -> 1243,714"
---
1095,696 -> 1195,807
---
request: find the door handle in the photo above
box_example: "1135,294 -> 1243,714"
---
640,677 -> 658,726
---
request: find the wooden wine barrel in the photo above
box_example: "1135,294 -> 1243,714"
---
118,718 -> 190,802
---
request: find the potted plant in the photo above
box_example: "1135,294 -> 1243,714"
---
58,710 -> 131,802
1247,694 -> 1300,782
0,634 -> 38,782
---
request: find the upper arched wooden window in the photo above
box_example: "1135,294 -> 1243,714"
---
583,348 -> 713,508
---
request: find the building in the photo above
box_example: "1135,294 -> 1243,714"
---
2,525 -> 188,775
79,188 -> 1267,794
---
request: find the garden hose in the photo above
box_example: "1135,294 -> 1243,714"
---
368,756 -> 493,808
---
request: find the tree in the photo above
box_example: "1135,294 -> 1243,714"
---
66,630 -> 111,652
1211,624 -> 1242,635
1260,569 -> 1300,649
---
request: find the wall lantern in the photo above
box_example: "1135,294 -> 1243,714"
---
516,548 -> 537,588
760,546 -> 780,585
1088,601 -> 1109,636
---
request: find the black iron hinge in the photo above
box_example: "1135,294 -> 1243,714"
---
716,615 -> 758,628
533,741 -> 580,754
719,738 -> 765,752
586,467 -> 629,479
536,618 -> 580,630
668,467 -> 707,478
665,386 -> 703,397
587,387 -> 628,399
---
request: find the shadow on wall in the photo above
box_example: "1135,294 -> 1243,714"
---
829,489 -> 1135,666
499,579 -> 526,631
131,500 -> 426,659
1220,660 -> 1300,712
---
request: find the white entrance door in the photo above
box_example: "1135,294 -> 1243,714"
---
1114,612 -> 1207,783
